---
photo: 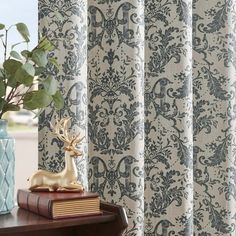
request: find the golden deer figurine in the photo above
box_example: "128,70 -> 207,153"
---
28,118 -> 84,192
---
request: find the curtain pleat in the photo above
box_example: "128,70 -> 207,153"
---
144,0 -> 193,234
193,1 -> 236,235
87,1 -> 145,234
39,0 -> 236,235
38,0 -> 88,188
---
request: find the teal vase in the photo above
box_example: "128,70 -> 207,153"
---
0,119 -> 15,214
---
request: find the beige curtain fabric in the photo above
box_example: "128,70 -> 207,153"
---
39,0 -> 236,235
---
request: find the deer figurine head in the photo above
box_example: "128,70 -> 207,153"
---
28,117 -> 85,192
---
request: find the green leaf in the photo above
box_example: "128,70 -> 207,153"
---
0,80 -> 6,97
3,59 -> 22,76
52,91 -> 64,110
7,75 -> 17,87
0,24 -> 5,30
3,104 -> 20,112
42,76 -> 58,95
23,90 -> 53,110
35,67 -> 45,76
32,49 -> 48,67
21,50 -> 32,58
15,63 -> 35,86
23,63 -> 35,76
16,23 -> 30,42
10,50 -> 22,60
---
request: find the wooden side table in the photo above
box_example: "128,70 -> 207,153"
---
0,202 -> 128,236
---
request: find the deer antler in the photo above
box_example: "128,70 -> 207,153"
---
52,118 -> 70,143
51,117 -> 84,157
70,134 -> 85,156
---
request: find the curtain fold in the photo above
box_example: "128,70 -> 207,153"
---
87,1 -> 145,234
38,0 -> 88,188
39,0 -> 236,235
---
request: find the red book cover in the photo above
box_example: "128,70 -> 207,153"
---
17,189 -> 101,219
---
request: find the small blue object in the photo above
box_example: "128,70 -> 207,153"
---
0,119 -> 15,215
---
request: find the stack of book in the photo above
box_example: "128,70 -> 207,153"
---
17,189 -> 101,219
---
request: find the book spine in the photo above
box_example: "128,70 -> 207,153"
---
17,190 -> 53,219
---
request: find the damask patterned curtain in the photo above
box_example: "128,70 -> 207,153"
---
39,0 -> 236,235
38,0 -> 88,186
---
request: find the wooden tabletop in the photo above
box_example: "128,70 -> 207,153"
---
0,202 -> 128,236
0,207 -> 115,234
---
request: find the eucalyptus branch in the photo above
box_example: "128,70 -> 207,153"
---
0,22 -> 64,118
13,83 -> 33,98
5,86 -> 18,103
11,40 -> 28,51
0,36 -> 5,47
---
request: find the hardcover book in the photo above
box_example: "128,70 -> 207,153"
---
17,189 -> 101,219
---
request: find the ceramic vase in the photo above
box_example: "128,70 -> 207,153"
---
0,119 -> 15,214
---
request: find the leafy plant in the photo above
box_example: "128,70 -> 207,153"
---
0,22 -> 63,119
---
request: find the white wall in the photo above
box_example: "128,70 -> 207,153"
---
10,131 -> 38,200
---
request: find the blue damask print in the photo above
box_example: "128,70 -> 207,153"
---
95,0 -> 123,4
89,156 -> 142,201
88,3 -> 142,50
39,0 -> 236,235
193,0 -> 236,234
88,1 -> 145,235
38,0 -> 88,187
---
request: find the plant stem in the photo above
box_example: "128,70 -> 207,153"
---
11,83 -> 34,106
5,87 -> 16,103
0,36 -> 5,48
